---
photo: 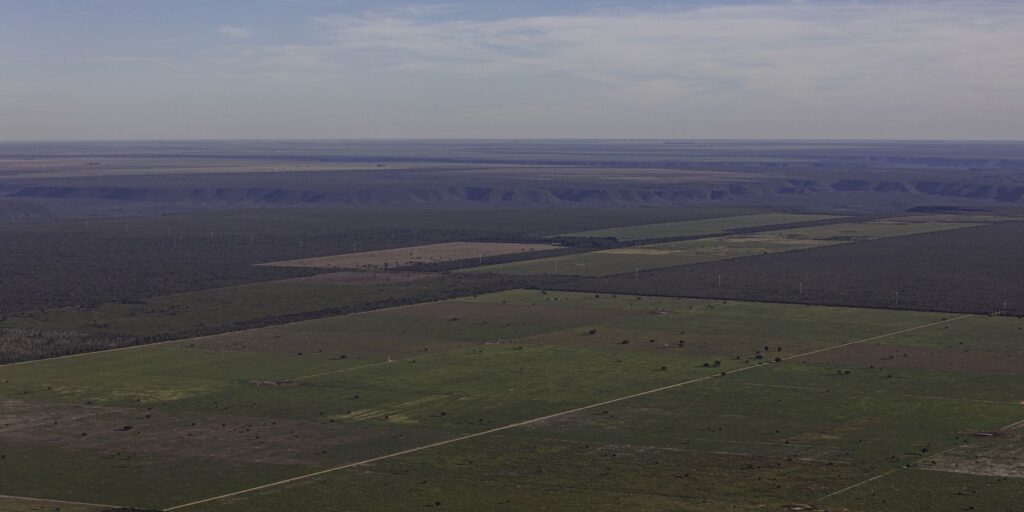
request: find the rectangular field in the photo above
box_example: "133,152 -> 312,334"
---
558,212 -> 841,241
469,217 -> 985,276
260,241 -> 561,270
0,291 -> 1020,511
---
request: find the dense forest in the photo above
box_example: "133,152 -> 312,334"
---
565,222 -> 1024,316
0,207 -> 735,315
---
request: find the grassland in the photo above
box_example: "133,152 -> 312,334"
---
260,242 -> 562,270
468,216 -> 985,277
558,212 -> 841,241
0,290 -> 1019,510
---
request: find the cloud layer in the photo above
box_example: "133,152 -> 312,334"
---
3,1 -> 1023,139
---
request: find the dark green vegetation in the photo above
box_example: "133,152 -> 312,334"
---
2,209 -> 1021,364
569,220 -> 1024,316
0,207 -> 744,316
0,291 -> 1021,511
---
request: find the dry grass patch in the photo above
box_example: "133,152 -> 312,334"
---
922,430 -> 1024,478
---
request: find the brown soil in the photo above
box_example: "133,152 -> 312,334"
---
921,432 -> 1024,478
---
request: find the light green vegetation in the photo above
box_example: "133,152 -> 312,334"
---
824,467 -> 1024,511
872,314 -> 1024,352
189,435 -> 878,512
516,367 -> 1022,466
732,361 -> 1024,404
0,290 -> 1020,510
469,217 -> 986,276
0,441 -> 302,510
558,213 -> 841,241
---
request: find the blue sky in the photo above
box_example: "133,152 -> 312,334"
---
1,1 -> 1022,140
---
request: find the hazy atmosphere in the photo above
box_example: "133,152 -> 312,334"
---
3,0 -> 1023,140
4,2 -> 1024,511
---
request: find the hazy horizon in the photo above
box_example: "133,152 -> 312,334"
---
3,0 -> 1023,141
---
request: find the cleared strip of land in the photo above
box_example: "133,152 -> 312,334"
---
558,213 -> 841,241
260,241 -> 561,270
469,217 -> 986,276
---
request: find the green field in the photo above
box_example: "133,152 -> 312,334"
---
470,217 -> 986,276
0,290 -> 1020,510
558,213 -> 841,241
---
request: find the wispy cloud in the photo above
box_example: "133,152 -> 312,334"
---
218,25 -> 253,39
5,1 -> 1024,139
303,3 -> 1024,92
208,2 -> 1022,99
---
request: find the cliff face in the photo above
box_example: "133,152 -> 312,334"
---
3,178 -> 1023,208
2,139 -> 1023,213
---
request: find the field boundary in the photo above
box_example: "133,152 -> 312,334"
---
737,382 -> 1022,406
0,296 -> 461,370
0,492 -> 120,509
817,468 -> 902,501
163,313 -> 970,510
818,441 -> 971,503
1000,418 -> 1024,431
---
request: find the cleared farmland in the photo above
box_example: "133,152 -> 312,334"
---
0,290 -> 1020,510
468,217 -> 986,276
260,241 -> 562,270
558,212 -> 841,241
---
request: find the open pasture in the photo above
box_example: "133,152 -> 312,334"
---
0,290 -> 1020,511
469,216 -> 987,276
557,212 -> 840,241
260,241 -> 562,270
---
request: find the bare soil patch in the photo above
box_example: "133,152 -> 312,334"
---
0,399 -> 122,433
921,432 -> 1024,478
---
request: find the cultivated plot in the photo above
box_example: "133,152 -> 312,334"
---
558,212 -> 841,241
469,216 -> 986,276
260,241 -> 561,270
0,291 -> 1020,511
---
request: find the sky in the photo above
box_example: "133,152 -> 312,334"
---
1,0 -> 1022,140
